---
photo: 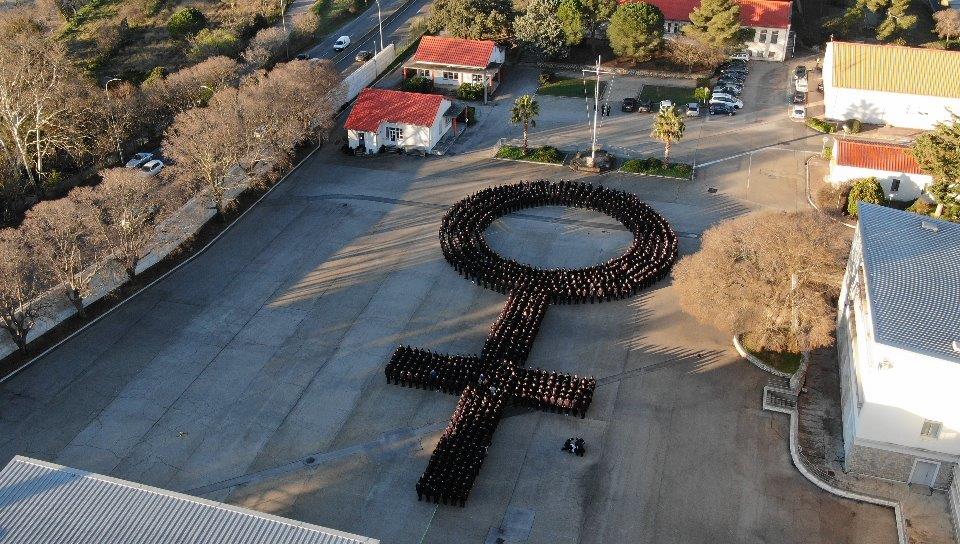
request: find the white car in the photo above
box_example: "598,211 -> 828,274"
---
333,36 -> 351,51
125,152 -> 153,168
709,95 -> 743,109
140,159 -> 164,176
795,77 -> 809,93
685,103 -> 700,117
729,51 -> 749,61
659,100 -> 674,113
790,105 -> 807,120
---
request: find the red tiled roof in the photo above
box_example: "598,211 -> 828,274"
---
344,88 -> 446,132
836,139 -> 925,175
619,0 -> 792,29
412,36 -> 497,69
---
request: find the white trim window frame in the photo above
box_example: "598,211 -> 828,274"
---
908,458 -> 940,487
442,71 -> 459,81
386,126 -> 403,142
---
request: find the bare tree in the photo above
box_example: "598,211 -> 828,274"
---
672,211 -> 850,353
665,36 -> 726,73
22,187 -> 104,318
934,9 -> 960,46
93,168 -> 163,280
100,81 -> 143,166
0,227 -> 48,353
142,56 -> 241,130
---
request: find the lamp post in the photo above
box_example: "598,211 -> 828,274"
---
373,0 -> 384,53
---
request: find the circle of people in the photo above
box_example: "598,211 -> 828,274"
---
439,179 -> 679,304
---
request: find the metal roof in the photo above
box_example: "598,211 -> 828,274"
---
830,41 -> 960,98
857,204 -> 960,362
0,456 -> 379,544
835,138 -> 924,175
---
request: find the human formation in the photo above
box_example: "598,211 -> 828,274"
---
384,180 -> 678,506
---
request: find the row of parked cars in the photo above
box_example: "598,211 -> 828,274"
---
124,152 -> 164,176
708,59 -> 749,116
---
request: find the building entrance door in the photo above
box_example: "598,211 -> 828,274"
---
909,459 -> 939,487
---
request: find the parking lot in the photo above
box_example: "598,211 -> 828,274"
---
0,88 -> 899,544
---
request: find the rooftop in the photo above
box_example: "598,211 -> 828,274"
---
857,204 -> 960,362
835,138 -> 924,175
829,41 -> 960,98
619,0 -> 793,29
0,456 -> 378,544
344,88 -> 447,133
411,36 -> 498,69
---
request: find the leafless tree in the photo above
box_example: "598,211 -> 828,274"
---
0,227 -> 49,353
142,56 -> 241,130
93,168 -> 163,280
242,26 -> 291,69
664,37 -> 727,73
933,8 -> 960,46
100,81 -> 143,166
672,211 -> 851,353
22,187 -> 105,318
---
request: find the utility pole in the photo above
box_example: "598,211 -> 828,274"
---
581,56 -> 614,165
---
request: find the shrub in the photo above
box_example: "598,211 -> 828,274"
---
538,71 -> 556,85
806,117 -> 836,133
843,118 -> 862,134
816,181 -> 852,216
167,7 -> 207,40
456,82 -> 485,101
143,66 -> 167,85
403,76 -> 433,92
530,145 -> 564,163
847,177 -> 886,217
906,198 -> 935,216
621,158 -> 692,178
190,28 -> 241,60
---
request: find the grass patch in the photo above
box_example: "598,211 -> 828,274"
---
537,78 -> 606,98
639,85 -> 696,105
495,145 -> 565,164
313,0 -> 362,37
742,334 -> 802,374
621,158 -> 692,179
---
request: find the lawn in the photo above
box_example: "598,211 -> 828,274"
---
741,334 -> 803,374
538,78 -> 607,98
638,85 -> 697,105
495,145 -> 566,164
621,158 -> 692,179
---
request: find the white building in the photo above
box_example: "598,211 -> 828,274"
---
344,88 -> 462,154
621,0 -> 794,61
836,204 -> 960,490
823,41 -> 960,130
829,138 -> 933,201
402,36 -> 505,95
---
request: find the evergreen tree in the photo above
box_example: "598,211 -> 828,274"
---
682,0 -> 744,48
846,177 -> 886,217
911,115 -> 960,219
557,0 -> 588,46
875,0 -> 916,41
581,0 -> 617,38
607,2 -> 664,62
515,0 -> 568,58
427,0 -> 513,40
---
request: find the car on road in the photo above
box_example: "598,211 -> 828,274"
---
685,103 -> 700,116
792,91 -> 807,105
709,103 -> 737,116
140,159 -> 164,176
709,94 -> 743,109
790,105 -> 807,120
125,152 -> 153,168
355,50 -> 373,62
333,36 -> 351,51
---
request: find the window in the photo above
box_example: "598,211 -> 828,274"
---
442,71 -> 459,80
386,126 -> 403,142
891,178 -> 901,192
771,30 -> 779,44
920,420 -> 942,439
417,69 -> 430,77
768,51 -> 775,58
472,73 -> 483,83
757,29 -> 768,43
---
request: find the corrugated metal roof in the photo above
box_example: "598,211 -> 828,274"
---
831,41 -> 960,98
0,456 -> 379,544
836,138 -> 925,174
412,36 -> 496,69
618,0 -> 792,28
857,204 -> 960,362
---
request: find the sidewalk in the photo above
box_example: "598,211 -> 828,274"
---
797,347 -> 957,544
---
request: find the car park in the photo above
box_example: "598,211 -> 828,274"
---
333,35 -> 351,51
792,91 -> 806,105
685,103 -> 700,117
140,159 -> 164,176
790,105 -> 806,120
709,103 -> 737,116
355,50 -> 373,62
709,94 -> 743,109
125,152 -> 153,168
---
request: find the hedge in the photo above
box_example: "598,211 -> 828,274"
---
806,117 -> 837,134
621,158 -> 693,179
495,145 -> 565,164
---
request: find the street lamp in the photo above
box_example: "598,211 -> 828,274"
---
373,0 -> 384,53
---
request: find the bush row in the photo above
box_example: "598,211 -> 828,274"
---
621,158 -> 693,179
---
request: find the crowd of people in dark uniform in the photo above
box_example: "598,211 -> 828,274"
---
385,180 -> 679,506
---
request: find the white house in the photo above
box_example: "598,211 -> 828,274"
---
836,204 -> 960,490
823,41 -> 960,130
620,0 -> 794,61
344,88 -> 462,154
829,138 -> 933,201
402,36 -> 505,95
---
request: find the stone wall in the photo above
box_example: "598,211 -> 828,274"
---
847,443 -> 956,490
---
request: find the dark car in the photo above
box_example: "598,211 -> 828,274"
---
295,53 -> 310,60
634,99 -> 655,112
721,60 -> 747,71
355,50 -> 373,62
792,91 -> 807,105
817,81 -> 824,93
709,103 -> 737,116
719,71 -> 747,81
795,65 -> 807,79
621,97 -> 639,112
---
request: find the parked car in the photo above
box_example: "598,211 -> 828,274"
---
718,73 -> 747,83
709,103 -> 737,116
709,94 -> 743,109
333,35 -> 351,51
721,60 -> 747,71
729,51 -> 749,61
685,102 -> 700,116
817,81 -> 824,93
794,65 -> 807,80
790,105 -> 807,120
722,64 -> 748,74
635,99 -> 655,112
714,85 -> 742,96
792,91 -> 807,105
621,97 -> 639,112
795,78 -> 809,93
125,152 -> 153,168
355,50 -> 373,62
140,159 -> 164,176
659,100 -> 674,113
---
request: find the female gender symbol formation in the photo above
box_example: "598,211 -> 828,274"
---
384,179 -> 678,506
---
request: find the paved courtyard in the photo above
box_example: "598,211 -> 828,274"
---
0,58 -> 900,543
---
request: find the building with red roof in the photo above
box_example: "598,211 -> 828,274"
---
618,0 -> 794,61
829,137 -> 932,200
402,36 -> 506,98
344,88 -> 462,154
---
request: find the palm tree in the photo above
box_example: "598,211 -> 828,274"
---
651,106 -> 685,162
510,94 -> 540,154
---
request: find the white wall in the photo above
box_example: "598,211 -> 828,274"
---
824,86 -> 960,129
829,162 -> 933,201
343,44 -> 397,104
663,21 -> 788,61
348,98 -> 452,153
